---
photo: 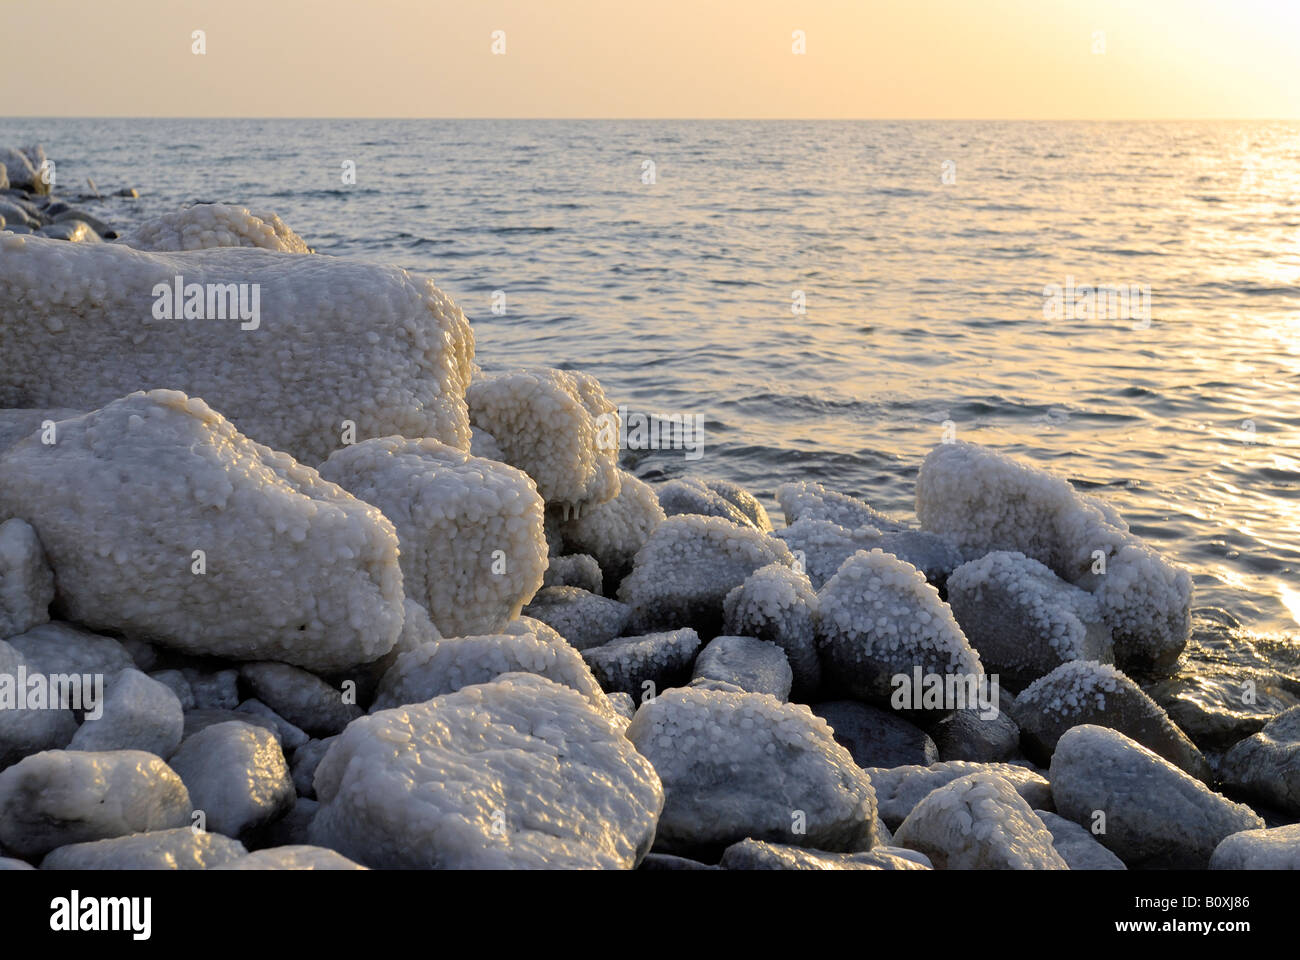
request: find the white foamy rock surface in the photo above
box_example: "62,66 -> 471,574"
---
723,563 -> 821,699
558,469 -> 665,588
1210,824 -> 1300,870
626,687 -> 876,854
39,827 -> 247,870
916,442 -> 1191,673
1049,725 -> 1264,868
522,586 -> 630,650
167,721 -> 295,838
542,553 -> 603,594
319,435 -> 546,638
0,639 -> 78,767
947,551 -> 1112,688
0,391 -> 404,673
581,628 -> 702,698
866,761 -> 1053,831
659,477 -> 773,532
311,673 -> 662,869
120,204 -> 311,253
1219,706 -> 1300,816
371,632 -> 614,719
0,518 -> 53,637
817,549 -> 982,709
0,749 -> 191,858
1033,809 -> 1126,870
68,668 -> 185,759
618,514 -> 794,633
467,368 -> 621,515
1013,660 -> 1209,781
214,845 -> 367,870
0,407 -> 84,455
692,635 -> 793,700
778,481 -> 905,531
894,772 -> 1068,870
0,233 -> 475,463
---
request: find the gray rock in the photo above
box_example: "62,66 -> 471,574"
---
0,407 -> 84,455
658,477 -> 772,531
239,661 -> 361,737
251,797 -> 319,848
235,699 -> 309,752
582,628 -> 701,698
7,622 -> 133,676
810,701 -> 938,769
168,721 -> 294,839
0,856 -> 33,869
1220,706 -> 1300,816
866,761 -> 1053,830
39,828 -> 247,870
722,563 -> 821,699
719,838 -> 930,870
181,668 -> 241,711
638,852 -> 718,870
0,638 -> 78,768
39,220 -> 102,243
68,668 -> 184,758
1049,724 -> 1264,869
691,635 -> 792,699
213,844 -> 365,870
148,670 -> 195,710
1209,824 -> 1300,870
522,586 -> 630,651
182,708 -> 282,743
542,553 -> 603,595
291,738 -> 336,798
0,517 -> 53,637
1034,809 -> 1126,870
929,702 -> 1021,762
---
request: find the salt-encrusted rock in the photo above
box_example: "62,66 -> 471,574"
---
68,669 -> 184,758
0,147 -> 46,194
182,708 -> 282,743
0,639 -> 78,768
777,481 -> 905,531
121,204 -> 310,253
775,519 -> 961,592
0,518 -> 53,637
916,442 -> 1191,673
811,701 -> 938,768
0,235 -> 475,463
0,407 -> 83,455
7,622 -> 133,677
39,828 -> 247,870
1049,725 -> 1263,869
39,220 -> 101,243
214,845 -> 366,870
291,738 -> 335,798
168,722 -> 295,839
722,563 -> 821,699
0,749 -> 191,858
0,200 -> 34,229
1220,706 -> 1300,816
626,687 -> 875,855
894,772 -> 1068,870
239,662 -> 360,738
558,469 -> 665,590
618,515 -> 793,634
468,425 -> 505,460
371,632 -> 614,719
235,700 -> 309,752
148,670 -> 195,710
1034,809 -> 1126,870
659,477 -> 772,532
1209,824 -> 1300,870
816,549 -> 983,713
719,838 -> 930,871
866,761 -> 1052,830
542,553 -> 603,595
522,586 -> 630,651
930,708 -> 1020,764
947,551 -> 1113,689
0,391 -> 404,673
692,635 -> 792,700
638,852 -> 718,870
1013,661 -> 1209,781
581,629 -> 702,699
318,436 -> 545,638
311,673 -> 662,869
467,368 -> 621,514
607,692 -> 636,722
182,668 -> 240,711
0,857 -> 33,869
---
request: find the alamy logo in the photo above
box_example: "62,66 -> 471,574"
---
596,405 -> 705,461
890,668 -> 1000,719
50,891 -> 151,940
1042,275 -> 1151,328
151,275 -> 261,330
0,667 -> 103,720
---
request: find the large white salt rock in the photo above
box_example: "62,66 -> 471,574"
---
722,563 -> 821,698
816,549 -> 983,710
213,845 -> 366,870
542,553 -> 603,594
239,662 -> 361,737
311,673 -> 663,868
893,772 -> 1068,870
1210,824 -> 1300,870
581,628 -> 702,698
168,721 -> 295,838
625,686 -> 876,854
1219,706 -> 1300,816
467,368 -> 621,514
916,442 -> 1190,672
0,407 -> 84,455
691,635 -> 792,700
1049,724 -> 1263,868
522,586 -> 630,650
0,391 -> 404,673
1013,660 -> 1209,780
68,668 -> 185,758
319,435 -> 545,638
0,749 -> 191,858
120,203 -> 310,253
659,477 -> 772,531
618,514 -> 794,633
775,518 -> 877,589
0,234 -> 475,463
558,469 -> 665,590
39,828 -> 247,870
777,481 -> 905,530
947,551 -> 1112,688
0,518 -> 53,637
371,632 -> 614,719
0,638 -> 78,767
865,761 -> 1052,830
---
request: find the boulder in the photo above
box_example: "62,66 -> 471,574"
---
120,204 -> 310,253
1209,824 -> 1300,870
0,639 -> 78,768
0,517 -> 53,637
722,563 -> 821,699
658,477 -> 772,531
522,586 -> 630,651
581,628 -> 701,699
213,845 -> 366,870
67,668 -> 184,758
39,828 -> 247,870
810,701 -> 938,768
239,662 -> 362,738
1220,706 -> 1300,816
777,481 -> 905,530
1033,809 -> 1126,870
719,838 -> 929,870
167,721 -> 295,838
6,622 -> 133,676
542,553 -> 603,594
866,761 -> 1052,830
557,469 -> 665,590
691,635 -> 792,699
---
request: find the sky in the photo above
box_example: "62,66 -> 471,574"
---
2,0 -> 1298,118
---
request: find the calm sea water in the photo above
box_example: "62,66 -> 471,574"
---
4,118 -> 1298,636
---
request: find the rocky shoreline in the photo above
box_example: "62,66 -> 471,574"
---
1,145 -> 1298,871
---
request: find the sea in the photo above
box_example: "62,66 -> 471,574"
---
3,117 -> 1297,639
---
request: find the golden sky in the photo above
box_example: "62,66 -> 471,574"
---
4,0 -> 1298,118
